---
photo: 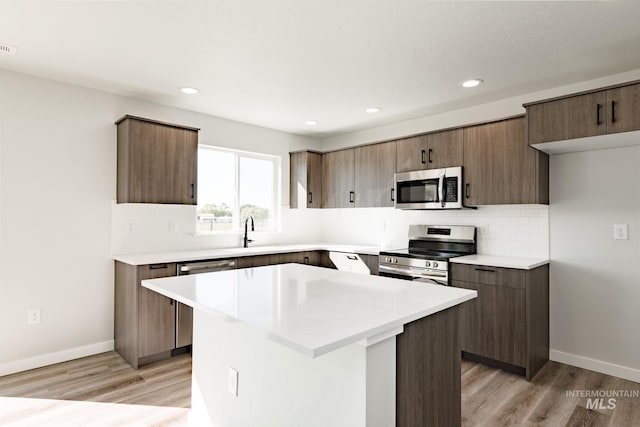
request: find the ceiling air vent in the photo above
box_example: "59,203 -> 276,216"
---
0,43 -> 17,55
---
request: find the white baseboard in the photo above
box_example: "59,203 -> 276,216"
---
0,340 -> 115,377
550,349 -> 640,383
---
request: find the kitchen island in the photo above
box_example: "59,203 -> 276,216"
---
143,263 -> 476,427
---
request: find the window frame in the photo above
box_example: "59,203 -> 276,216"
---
196,144 -> 281,234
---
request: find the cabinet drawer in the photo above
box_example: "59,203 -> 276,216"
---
138,263 -> 178,280
451,264 -> 525,289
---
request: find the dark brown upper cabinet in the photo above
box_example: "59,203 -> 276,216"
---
322,148 -> 355,208
116,115 -> 199,204
526,81 -> 640,145
463,117 -> 548,206
396,135 -> 427,173
289,150 -> 322,209
396,129 -> 463,172
355,141 -> 396,207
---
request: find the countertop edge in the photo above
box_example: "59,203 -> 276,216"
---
451,255 -> 550,270
114,244 -> 381,265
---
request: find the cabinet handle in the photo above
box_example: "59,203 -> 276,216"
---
191,183 -> 195,199
308,192 -> 313,205
170,299 -> 174,305
611,100 -> 616,123
475,268 -> 496,273
304,256 -> 310,265
421,149 -> 426,164
391,188 -> 395,202
596,103 -> 601,126
349,191 -> 355,203
149,263 -> 169,270
465,183 -> 470,199
428,148 -> 433,163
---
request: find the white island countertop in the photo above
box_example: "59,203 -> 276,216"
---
114,243 -> 380,265
451,254 -> 549,270
142,263 -> 476,358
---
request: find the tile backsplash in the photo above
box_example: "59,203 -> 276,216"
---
112,202 -> 548,259
319,205 -> 549,259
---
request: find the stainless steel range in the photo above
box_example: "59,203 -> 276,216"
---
378,224 -> 476,286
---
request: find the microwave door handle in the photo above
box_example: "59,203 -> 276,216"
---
438,173 -> 445,207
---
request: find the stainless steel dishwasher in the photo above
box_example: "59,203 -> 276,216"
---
175,259 -> 237,347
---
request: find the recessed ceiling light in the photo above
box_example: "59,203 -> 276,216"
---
305,120 -> 318,126
0,42 -> 17,55
461,79 -> 483,88
180,87 -> 199,94
366,107 -> 381,114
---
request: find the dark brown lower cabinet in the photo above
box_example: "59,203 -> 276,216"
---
115,250 -> 371,368
451,263 -> 549,380
115,262 -> 178,369
357,253 -> 379,275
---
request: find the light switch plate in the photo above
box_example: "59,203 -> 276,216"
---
613,224 -> 628,240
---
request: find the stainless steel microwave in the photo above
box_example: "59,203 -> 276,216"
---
395,167 -> 463,209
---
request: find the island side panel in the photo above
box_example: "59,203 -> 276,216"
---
396,304 -> 462,427
191,309 -> 396,427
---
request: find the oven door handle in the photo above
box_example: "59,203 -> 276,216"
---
378,264 -> 447,279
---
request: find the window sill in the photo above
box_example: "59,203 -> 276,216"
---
192,229 -> 281,237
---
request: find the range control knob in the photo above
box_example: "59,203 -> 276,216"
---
425,261 -> 431,267
393,258 -> 398,264
432,262 -> 439,268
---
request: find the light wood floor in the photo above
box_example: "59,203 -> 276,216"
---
1,351 -> 639,426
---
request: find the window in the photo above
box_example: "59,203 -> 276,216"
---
197,146 -> 280,233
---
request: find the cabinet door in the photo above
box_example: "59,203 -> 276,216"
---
322,149 -> 355,208
396,135 -> 428,173
454,280 -> 526,367
137,263 -> 177,358
236,255 -> 271,268
289,152 -> 322,209
607,83 -> 640,134
354,141 -> 396,207
268,252 -> 305,265
301,251 -> 321,266
527,91 -> 607,145
307,152 -> 323,208
176,302 -> 193,348
289,152 -> 306,209
464,117 -> 540,205
318,251 -> 336,269
426,129 -> 463,169
127,120 -> 198,204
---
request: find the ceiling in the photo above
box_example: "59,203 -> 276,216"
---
2,0 -> 640,137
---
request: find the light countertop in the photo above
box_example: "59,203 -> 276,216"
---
113,243 -> 381,265
142,263 -> 476,358
451,254 -> 549,270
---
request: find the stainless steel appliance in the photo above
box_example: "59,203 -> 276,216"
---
175,259 -> 237,347
394,166 -> 464,209
378,225 -> 476,286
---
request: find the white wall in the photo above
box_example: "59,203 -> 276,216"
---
322,69 -> 640,151
0,70 -> 320,375
549,146 -> 640,382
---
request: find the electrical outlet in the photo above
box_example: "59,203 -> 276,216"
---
169,220 -> 177,233
27,309 -> 41,325
228,367 -> 238,396
127,223 -> 134,232
613,224 -> 628,240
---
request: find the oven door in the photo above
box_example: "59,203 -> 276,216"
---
378,264 -> 449,286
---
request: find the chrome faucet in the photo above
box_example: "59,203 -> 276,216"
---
243,216 -> 255,248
